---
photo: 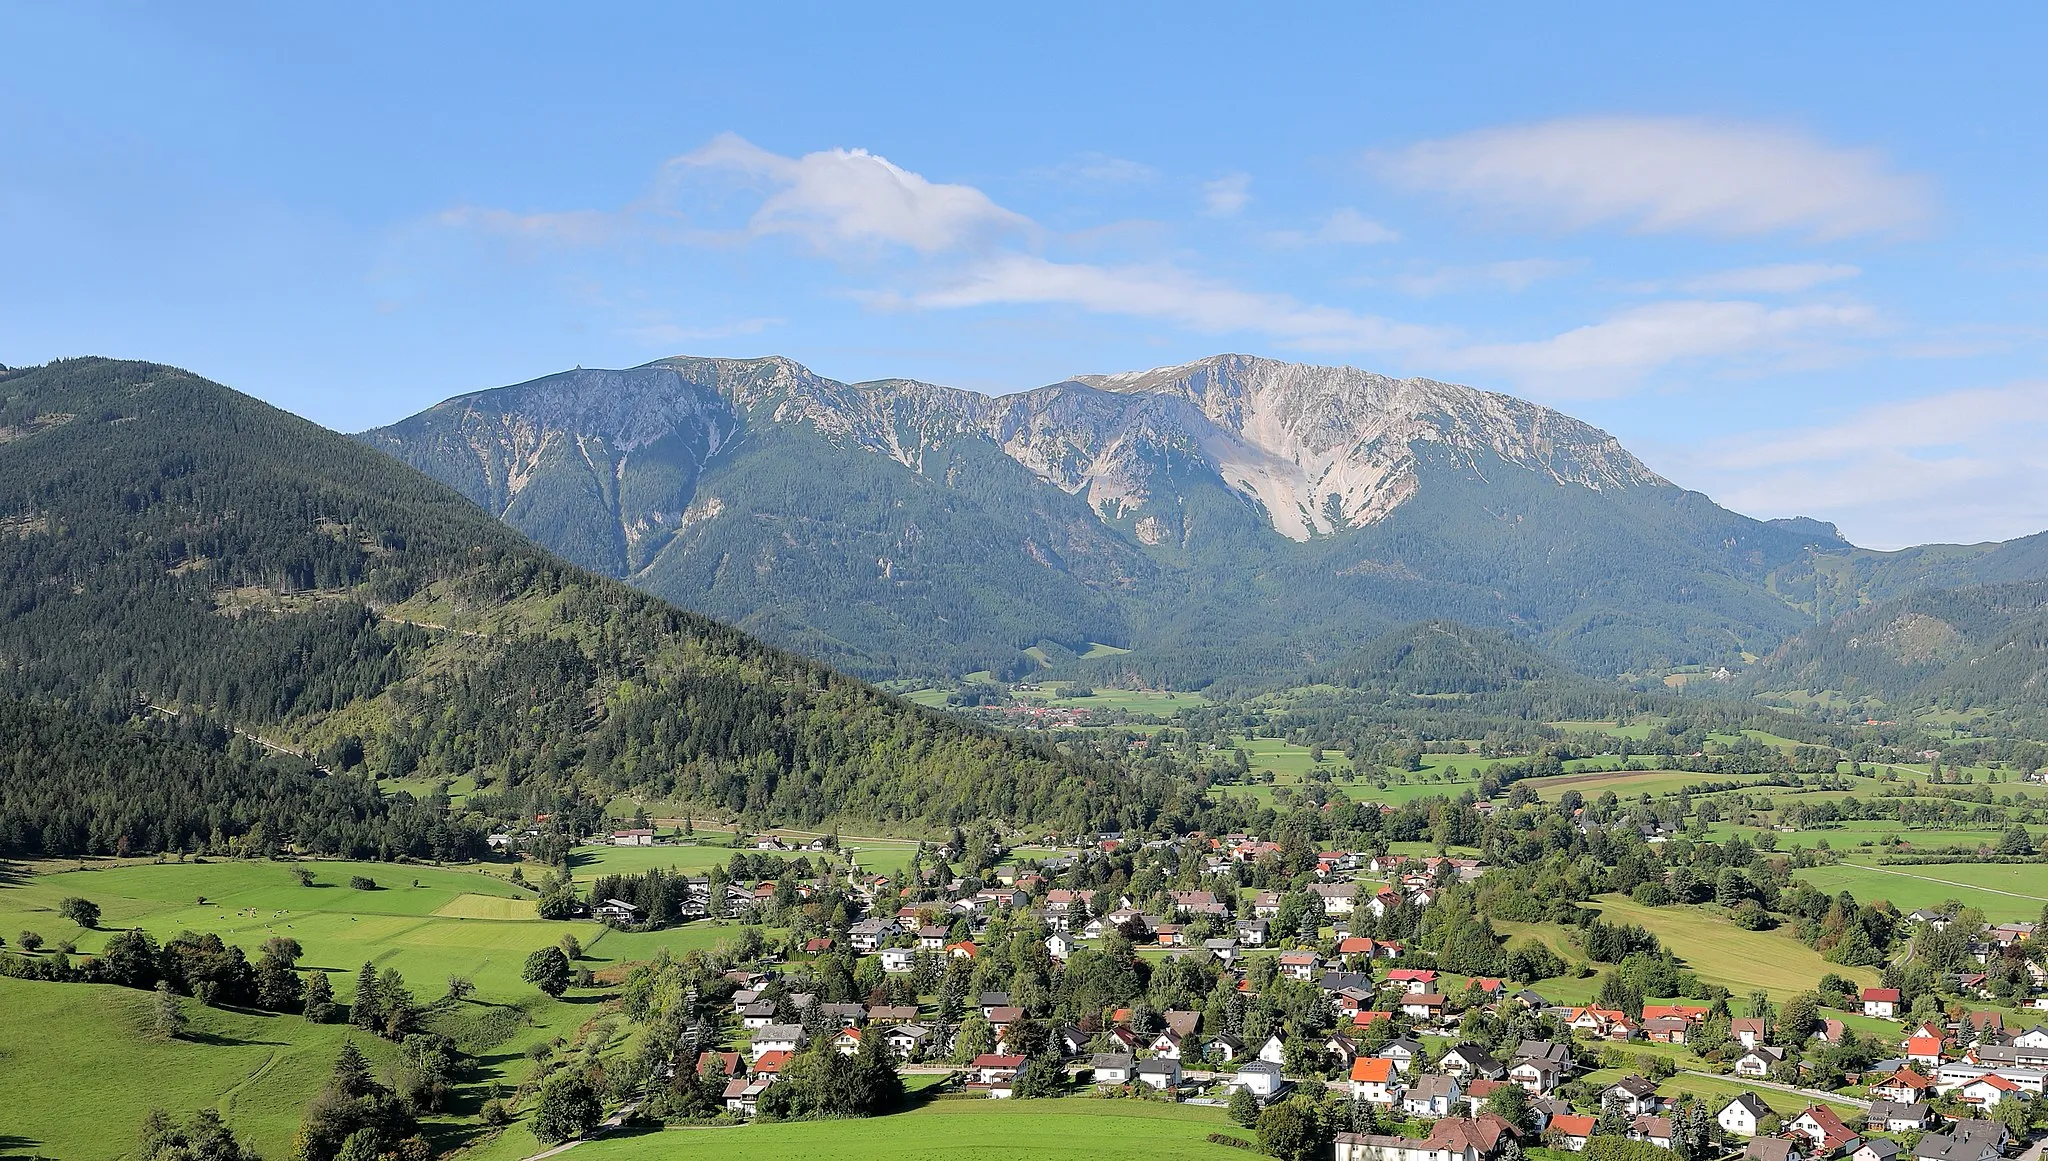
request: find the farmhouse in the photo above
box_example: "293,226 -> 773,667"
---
1719,1093 -> 1771,1138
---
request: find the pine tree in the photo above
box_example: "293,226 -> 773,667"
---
303,971 -> 336,1023
350,962 -> 381,1031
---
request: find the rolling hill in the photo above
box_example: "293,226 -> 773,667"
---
0,357 -> 1153,847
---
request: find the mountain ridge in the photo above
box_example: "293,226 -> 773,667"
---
357,352 -> 1923,685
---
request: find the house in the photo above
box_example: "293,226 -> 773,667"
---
1350,1057 -> 1404,1105
1235,1059 -> 1286,1100
1747,1139 -> 1804,1161
1911,1120 -> 2006,1161
1644,1016 -> 1693,1045
1863,988 -> 1903,1018
967,1054 -> 1026,1093
1334,1114 -> 1517,1161
1956,1074 -> 2024,1109
1736,1046 -> 1787,1078
978,992 -> 1014,1017
917,926 -> 949,950
945,940 -> 977,959
1091,1053 -> 1136,1085
1163,1010 -> 1202,1039
1045,932 -> 1074,959
1789,1105 -> 1861,1156
1147,1031 -> 1184,1060
1854,1141 -> 1902,1161
1237,919 -> 1270,946
1603,1075 -> 1662,1116
1733,1017 -> 1767,1048
1404,1074 -> 1463,1118
610,828 -> 655,846
1870,1068 -> 1936,1103
1259,1034 -> 1287,1065
1507,1057 -> 1562,1095
1136,1057 -> 1182,1091
1720,1093 -> 1772,1138
1630,1116 -> 1674,1150
1401,994 -> 1447,1022
1311,882 -> 1358,915
1379,1038 -> 1427,1074
1864,1101 -> 1934,1132
750,1024 -> 806,1059
1279,951 -> 1321,981
883,1024 -> 931,1059
1548,1114 -> 1596,1152
739,1001 -> 777,1029
1907,1034 -> 1950,1066
1205,938 -> 1239,963
750,1049 -> 792,1075
1207,1033 -> 1246,1063
592,898 -> 643,925
1439,1044 -> 1505,1080
722,1075 -> 775,1115
1386,968 -> 1440,994
847,918 -> 898,952
879,947 -> 915,974
832,1026 -> 864,1056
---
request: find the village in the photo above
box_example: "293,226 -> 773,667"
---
568,823 -> 2048,1161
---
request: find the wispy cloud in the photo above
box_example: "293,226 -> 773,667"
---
1445,299 -> 1878,394
1678,263 -> 1862,294
1202,172 -> 1252,217
1665,382 -> 2048,547
1028,151 -> 1157,185
1269,207 -> 1402,248
1380,116 -> 1931,239
899,253 -> 1448,353
624,315 -> 784,346
1392,257 -> 1584,297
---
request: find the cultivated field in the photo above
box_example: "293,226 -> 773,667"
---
1586,895 -> 1880,999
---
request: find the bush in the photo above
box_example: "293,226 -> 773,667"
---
348,876 -> 377,891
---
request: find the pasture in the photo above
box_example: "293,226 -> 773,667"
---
0,856 -> 777,1159
1586,895 -> 1879,998
1796,862 -> 2048,922
552,1094 -> 1238,1161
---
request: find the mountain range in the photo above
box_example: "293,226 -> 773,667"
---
360,353 -> 2048,689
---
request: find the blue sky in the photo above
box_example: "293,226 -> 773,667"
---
3,4 -> 2046,548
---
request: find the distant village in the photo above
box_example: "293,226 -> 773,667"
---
544,823 -> 2048,1161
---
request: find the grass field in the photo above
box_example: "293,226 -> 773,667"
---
1586,895 -> 1879,998
0,857 -> 779,1159
1797,862 -> 2048,922
549,1094 -> 1237,1161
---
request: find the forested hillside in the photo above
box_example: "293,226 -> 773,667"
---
1755,578 -> 2048,726
0,359 -> 1167,854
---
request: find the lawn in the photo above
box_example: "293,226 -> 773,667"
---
548,1095 -> 1238,1161
1586,895 -> 1879,998
0,857 -> 771,1159
1523,769 -> 1761,802
1796,862 -> 2048,922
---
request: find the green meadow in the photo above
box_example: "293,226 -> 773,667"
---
0,857 -> 779,1160
1796,862 -> 2048,922
552,1094 -> 1238,1161
1585,895 -> 1880,999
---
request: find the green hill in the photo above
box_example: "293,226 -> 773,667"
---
0,358 -> 1150,854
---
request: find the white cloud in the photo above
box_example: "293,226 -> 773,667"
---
1202,172 -> 1252,217
624,315 -> 784,346
674,133 -> 1030,254
1393,257 -> 1583,297
1665,382 -> 2048,547
1446,299 -> 1877,393
1269,207 -> 1401,248
902,253 -> 1447,353
1679,263 -> 1862,294
1380,116 -> 1930,239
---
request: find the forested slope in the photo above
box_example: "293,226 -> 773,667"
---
0,359 -> 1163,853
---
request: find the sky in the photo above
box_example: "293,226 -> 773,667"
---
3,4 -> 2046,549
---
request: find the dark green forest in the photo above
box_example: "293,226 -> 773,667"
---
0,358 -> 1171,854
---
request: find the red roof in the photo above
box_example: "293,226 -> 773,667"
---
1353,1010 -> 1393,1027
1351,1058 -> 1395,1083
752,1050 -> 793,1073
1862,987 -> 1902,1002
970,1054 -> 1027,1068
1387,968 -> 1438,981
1550,1115 -> 1597,1138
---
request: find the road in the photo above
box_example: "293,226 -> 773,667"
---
521,1103 -> 639,1161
